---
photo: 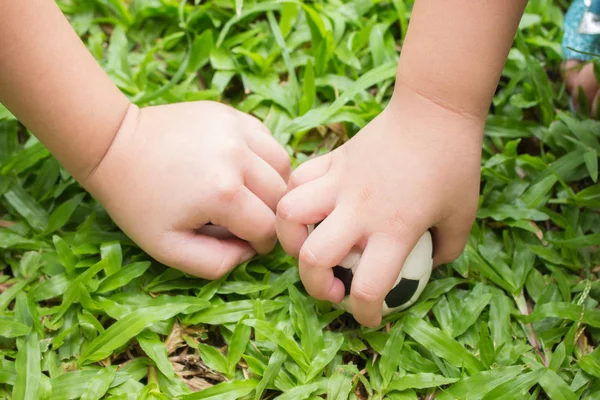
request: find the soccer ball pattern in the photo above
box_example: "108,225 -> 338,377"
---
306,224 -> 434,316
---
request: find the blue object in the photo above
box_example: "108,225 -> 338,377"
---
562,0 -> 600,60
590,0 -> 600,15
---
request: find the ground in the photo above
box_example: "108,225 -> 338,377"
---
0,0 -> 599,399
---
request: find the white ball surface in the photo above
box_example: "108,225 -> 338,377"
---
306,224 -> 433,317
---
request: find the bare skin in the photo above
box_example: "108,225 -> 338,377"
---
563,60 -> 600,116
0,1 -> 291,279
2,0 -> 540,328
276,0 -> 529,328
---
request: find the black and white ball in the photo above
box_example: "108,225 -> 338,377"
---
307,224 -> 434,316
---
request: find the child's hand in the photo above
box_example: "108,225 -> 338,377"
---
276,89 -> 483,327
563,60 -> 600,116
84,101 -> 290,279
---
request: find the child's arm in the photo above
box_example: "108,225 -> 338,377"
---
0,1 -> 130,182
276,0 -> 529,327
394,0 -> 528,120
0,1 -> 291,279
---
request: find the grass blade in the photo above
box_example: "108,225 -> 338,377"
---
12,332 -> 40,400
0,317 -> 31,338
45,193 -> 85,234
385,373 -> 459,393
379,320 -> 405,387
305,333 -> 344,382
289,285 -> 323,360
436,366 -> 524,400
481,368 -> 545,400
254,348 -> 287,400
538,369 -> 577,400
451,289 -> 492,337
137,330 -> 176,379
404,315 -> 482,374
243,319 -> 309,371
326,366 -> 354,400
226,315 -> 252,376
179,379 -> 258,400
80,366 -> 117,400
282,62 -> 397,135
4,182 -> 48,232
80,303 -> 192,364
100,241 -> 122,276
96,261 -> 151,293
184,299 -> 286,325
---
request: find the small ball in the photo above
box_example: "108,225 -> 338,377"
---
306,223 -> 433,316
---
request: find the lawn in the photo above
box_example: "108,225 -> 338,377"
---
1,0 -> 600,399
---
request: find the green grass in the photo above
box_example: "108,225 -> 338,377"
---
1,0 -> 599,399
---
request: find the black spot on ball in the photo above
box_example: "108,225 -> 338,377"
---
333,266 -> 353,296
385,278 -> 420,308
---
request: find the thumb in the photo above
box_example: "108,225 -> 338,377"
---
431,215 -> 473,267
155,231 -> 255,280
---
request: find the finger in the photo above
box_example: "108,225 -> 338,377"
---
591,89 -> 600,118
210,185 -> 277,254
350,232 -> 419,328
287,153 -> 332,191
240,116 -> 291,181
562,60 -> 582,93
569,62 -> 599,111
431,216 -> 472,267
276,177 -> 337,258
244,153 -> 287,211
298,207 -> 362,302
156,231 -> 255,280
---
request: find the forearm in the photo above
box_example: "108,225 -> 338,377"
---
0,0 -> 131,181
394,0 -> 528,121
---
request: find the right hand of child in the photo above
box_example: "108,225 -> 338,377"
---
82,101 -> 291,279
275,86 -> 483,327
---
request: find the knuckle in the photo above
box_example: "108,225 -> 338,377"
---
351,280 -> 382,305
298,270 -> 329,301
386,211 -> 413,239
358,184 -> 375,205
260,237 -> 278,254
207,101 -> 235,119
220,102 -> 240,118
213,179 -> 241,203
274,151 -> 292,177
287,169 -> 303,189
276,198 -> 294,221
299,246 -> 328,270
255,218 -> 277,241
273,179 -> 288,200
225,140 -> 247,159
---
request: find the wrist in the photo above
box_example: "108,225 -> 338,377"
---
381,80 -> 486,169
78,100 -> 140,196
387,80 -> 487,135
55,93 -> 133,186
